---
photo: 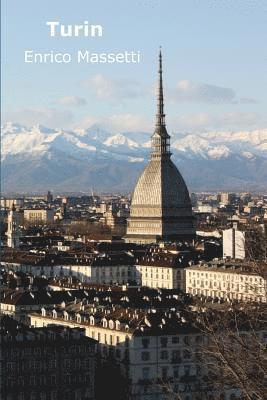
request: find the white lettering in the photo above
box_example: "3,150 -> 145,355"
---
60,25 -> 72,37
46,21 -> 103,38
24,50 -> 33,62
46,21 -> 59,37
24,50 -> 72,63
91,25 -> 103,37
77,50 -> 89,63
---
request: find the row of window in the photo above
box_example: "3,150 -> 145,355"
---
99,346 -> 128,359
141,349 -> 192,362
144,273 -> 170,279
188,270 -> 263,284
142,281 -> 172,289
94,269 -> 135,276
189,288 -> 265,301
89,330 -> 130,347
142,364 -> 196,380
190,280 -> 265,293
6,358 -> 91,371
4,389 -> 91,400
5,347 -> 56,357
141,335 -> 202,348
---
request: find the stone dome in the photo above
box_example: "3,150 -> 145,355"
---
131,158 -> 192,214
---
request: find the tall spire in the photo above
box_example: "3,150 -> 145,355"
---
156,48 -> 165,128
151,48 -> 170,157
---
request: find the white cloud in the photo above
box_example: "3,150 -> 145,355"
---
174,113 -> 212,130
77,111 -> 263,133
168,80 -> 258,105
239,97 -> 259,104
173,80 -> 236,104
84,74 -> 257,107
106,113 -> 152,132
3,106 -> 263,133
84,74 -> 145,101
219,111 -> 260,126
77,113 -> 153,132
58,96 -> 87,106
172,111 -> 263,132
3,107 -> 74,129
79,111 -> 265,133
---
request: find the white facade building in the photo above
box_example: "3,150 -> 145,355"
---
6,206 -> 23,248
185,260 -> 266,302
24,209 -> 55,223
0,260 -> 138,285
223,228 -> 246,259
1,248 -> 191,290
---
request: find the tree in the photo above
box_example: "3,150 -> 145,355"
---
195,302 -> 267,400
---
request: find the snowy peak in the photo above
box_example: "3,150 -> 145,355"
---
73,126 -> 111,142
1,122 -> 267,161
1,123 -> 267,192
104,133 -> 139,148
1,123 -> 98,159
172,129 -> 267,159
172,135 -> 231,159
2,122 -> 28,134
207,145 -> 231,159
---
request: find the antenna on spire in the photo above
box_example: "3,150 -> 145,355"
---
151,49 -> 171,157
156,47 -> 165,128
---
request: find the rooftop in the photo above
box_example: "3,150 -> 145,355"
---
0,315 -> 95,345
186,259 -> 266,276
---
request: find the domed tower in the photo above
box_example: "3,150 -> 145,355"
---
125,50 -> 196,244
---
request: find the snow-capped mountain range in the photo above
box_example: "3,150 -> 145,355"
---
1,122 -> 267,192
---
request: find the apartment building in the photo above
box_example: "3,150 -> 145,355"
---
0,317 -> 96,400
185,260 -> 266,302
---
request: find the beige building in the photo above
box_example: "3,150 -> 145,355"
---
135,248 -> 189,290
24,208 -> 55,223
185,260 -> 266,302
0,288 -> 102,324
29,304 -> 206,400
218,193 -> 235,205
103,205 -> 116,228
96,202 -> 108,214
0,250 -> 138,285
1,247 -> 191,289
29,301 -> 253,400
0,291 -> 59,324
0,197 -> 24,210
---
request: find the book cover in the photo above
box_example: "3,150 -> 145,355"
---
1,2 -> 266,400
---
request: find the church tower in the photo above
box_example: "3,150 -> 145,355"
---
6,204 -> 21,248
125,50 -> 196,244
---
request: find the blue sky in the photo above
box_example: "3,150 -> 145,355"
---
2,0 -> 267,132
